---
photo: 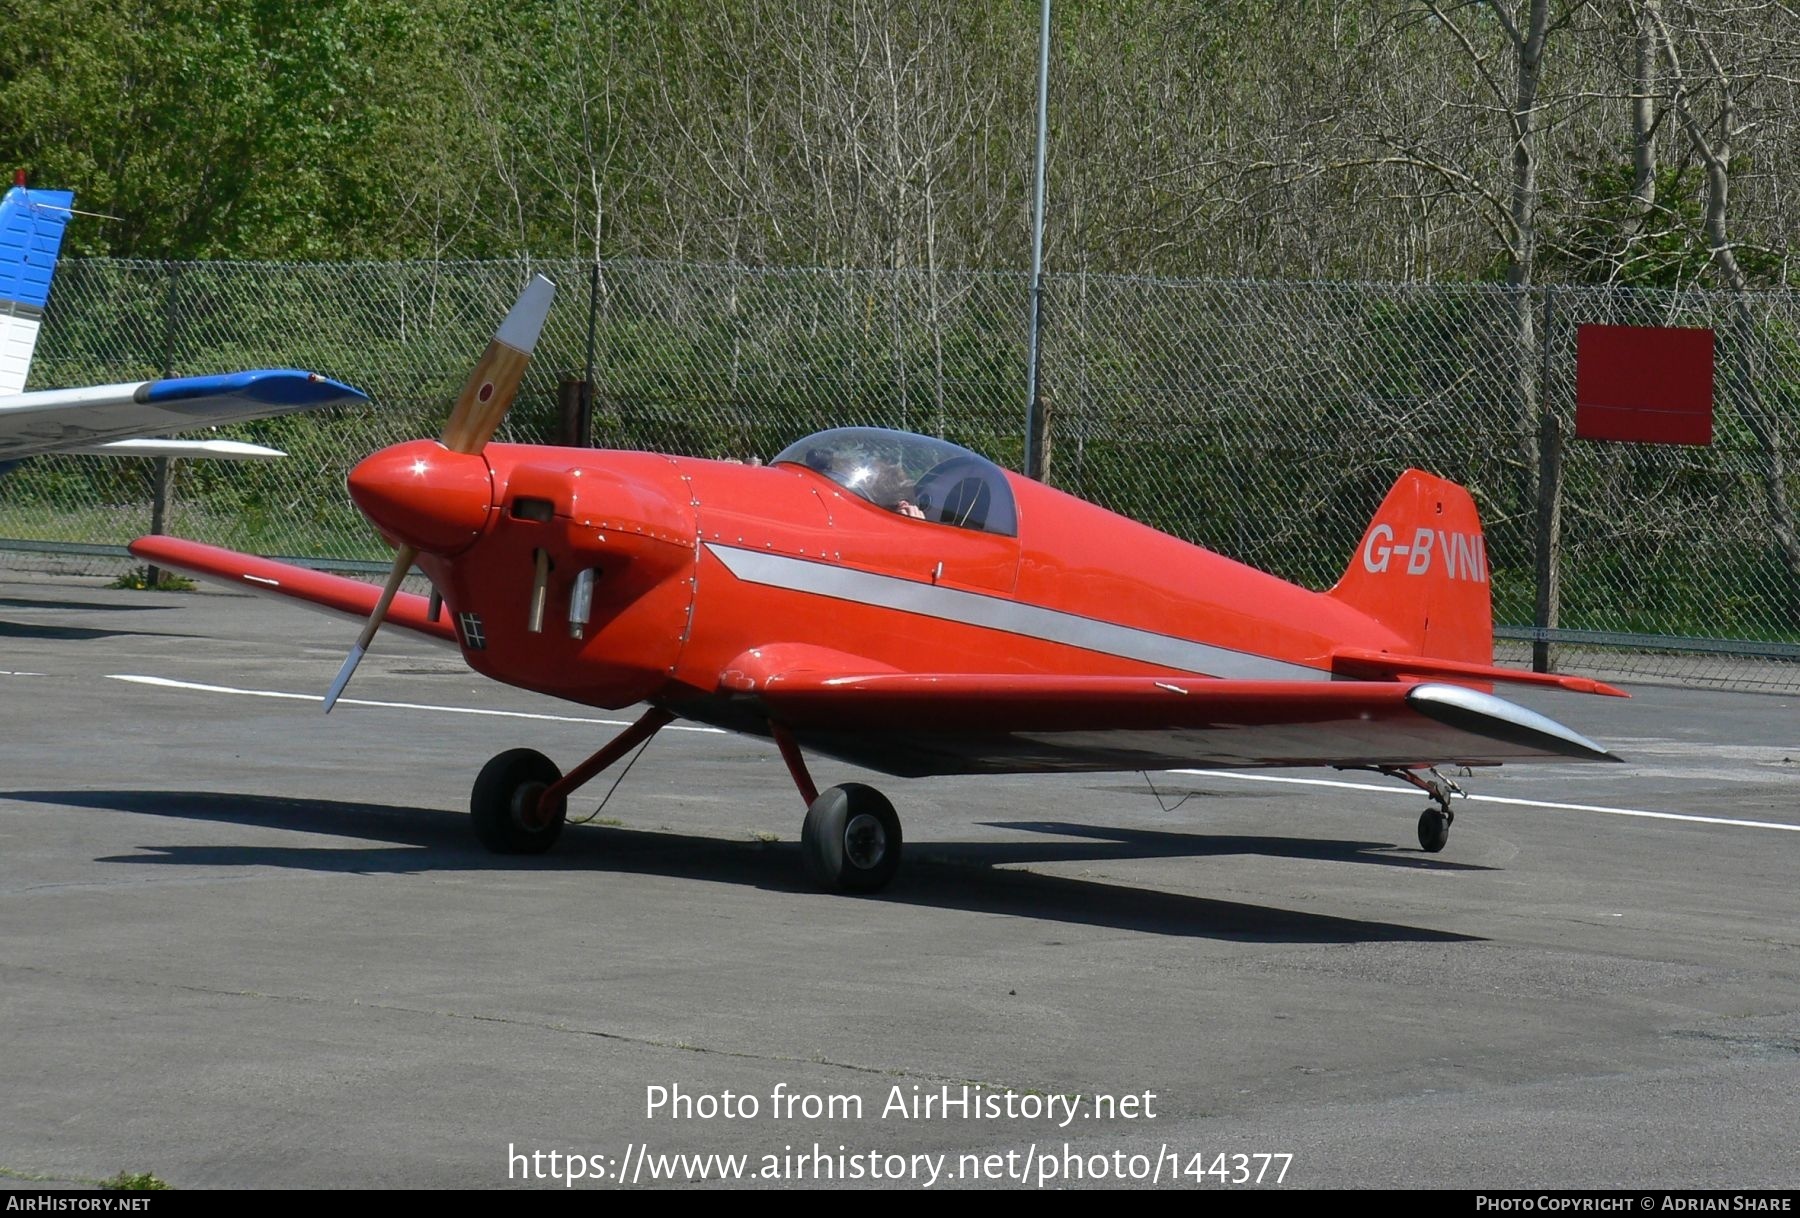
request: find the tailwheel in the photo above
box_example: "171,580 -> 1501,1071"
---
1417,805 -> 1453,853
801,783 -> 903,894
1368,764 -> 1464,854
472,747 -> 567,854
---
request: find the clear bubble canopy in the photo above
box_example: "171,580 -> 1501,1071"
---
772,427 -> 1018,536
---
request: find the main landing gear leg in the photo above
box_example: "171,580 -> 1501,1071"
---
771,722 -> 903,895
470,707 -> 674,855
1377,765 -> 1465,853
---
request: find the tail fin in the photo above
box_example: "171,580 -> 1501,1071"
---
1327,469 -> 1493,664
0,181 -> 75,397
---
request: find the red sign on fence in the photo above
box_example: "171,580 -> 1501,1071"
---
1575,324 -> 1715,446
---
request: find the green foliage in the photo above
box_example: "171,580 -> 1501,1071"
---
109,566 -> 196,591
1541,156 -> 1788,289
0,0 -> 494,259
2,0 -> 1794,286
101,1171 -> 170,1190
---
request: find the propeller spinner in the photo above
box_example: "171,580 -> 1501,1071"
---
323,274 -> 556,711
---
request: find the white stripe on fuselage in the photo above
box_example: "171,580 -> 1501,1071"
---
706,543 -> 1324,681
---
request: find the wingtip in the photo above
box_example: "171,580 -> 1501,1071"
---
1406,682 -> 1617,762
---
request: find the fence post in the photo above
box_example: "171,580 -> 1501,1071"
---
556,375 -> 586,446
581,261 -> 599,448
1022,0 -> 1052,480
146,266 -> 182,584
1532,288 -> 1562,673
1027,381 -> 1051,481
147,456 -> 174,542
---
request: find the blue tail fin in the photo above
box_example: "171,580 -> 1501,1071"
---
0,182 -> 75,396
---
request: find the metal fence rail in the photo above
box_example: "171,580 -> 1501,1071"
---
3,259 -> 1796,690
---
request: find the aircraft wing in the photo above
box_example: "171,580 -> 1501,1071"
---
128,536 -> 457,646
732,669 -> 1620,778
0,369 -> 366,461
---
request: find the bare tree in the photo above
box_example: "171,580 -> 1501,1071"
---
1642,0 -> 1800,588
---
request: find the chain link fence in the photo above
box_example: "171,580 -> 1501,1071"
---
4,258 -> 1797,690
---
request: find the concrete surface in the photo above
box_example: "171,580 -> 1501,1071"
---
1,575 -> 1796,1189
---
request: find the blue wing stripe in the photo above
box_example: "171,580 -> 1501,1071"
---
135,369 -> 368,408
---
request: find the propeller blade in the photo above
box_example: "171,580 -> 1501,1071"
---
323,544 -> 416,712
325,274 -> 553,710
440,274 -> 556,455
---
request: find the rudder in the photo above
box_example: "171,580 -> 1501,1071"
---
1327,469 -> 1493,665
0,181 -> 75,397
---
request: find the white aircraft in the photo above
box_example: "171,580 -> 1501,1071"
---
0,178 -> 365,467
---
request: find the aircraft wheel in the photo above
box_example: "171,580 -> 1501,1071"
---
471,748 -> 566,855
801,783 -> 902,894
1417,807 -> 1452,853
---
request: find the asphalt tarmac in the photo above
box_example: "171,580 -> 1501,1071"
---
1,575 -> 1796,1189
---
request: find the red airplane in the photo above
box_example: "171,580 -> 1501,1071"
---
133,276 -> 1623,894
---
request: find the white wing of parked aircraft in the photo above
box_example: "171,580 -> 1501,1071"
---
0,180 -> 365,466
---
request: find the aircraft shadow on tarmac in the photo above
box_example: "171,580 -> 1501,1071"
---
0,620 -> 196,641
10,788 -> 1483,944
0,594 -> 176,613
0,595 -> 192,641
976,820 -> 1492,872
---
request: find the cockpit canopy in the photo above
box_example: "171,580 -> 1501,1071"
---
772,427 -> 1018,537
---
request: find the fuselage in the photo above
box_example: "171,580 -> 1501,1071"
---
361,434 -> 1413,725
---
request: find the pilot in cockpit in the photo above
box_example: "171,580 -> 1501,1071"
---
823,451 -> 926,519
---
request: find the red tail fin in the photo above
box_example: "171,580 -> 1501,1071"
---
1327,470 -> 1493,664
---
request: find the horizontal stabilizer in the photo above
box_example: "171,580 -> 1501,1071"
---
1331,645 -> 1628,698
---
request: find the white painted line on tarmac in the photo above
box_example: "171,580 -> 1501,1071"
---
106,674 -> 726,733
1173,768 -> 1800,833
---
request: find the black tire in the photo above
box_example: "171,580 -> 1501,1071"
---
471,748 -> 566,854
1417,807 -> 1451,853
801,783 -> 903,894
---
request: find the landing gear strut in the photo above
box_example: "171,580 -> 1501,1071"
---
773,722 -> 903,894
469,707 -> 673,855
464,709 -> 906,893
